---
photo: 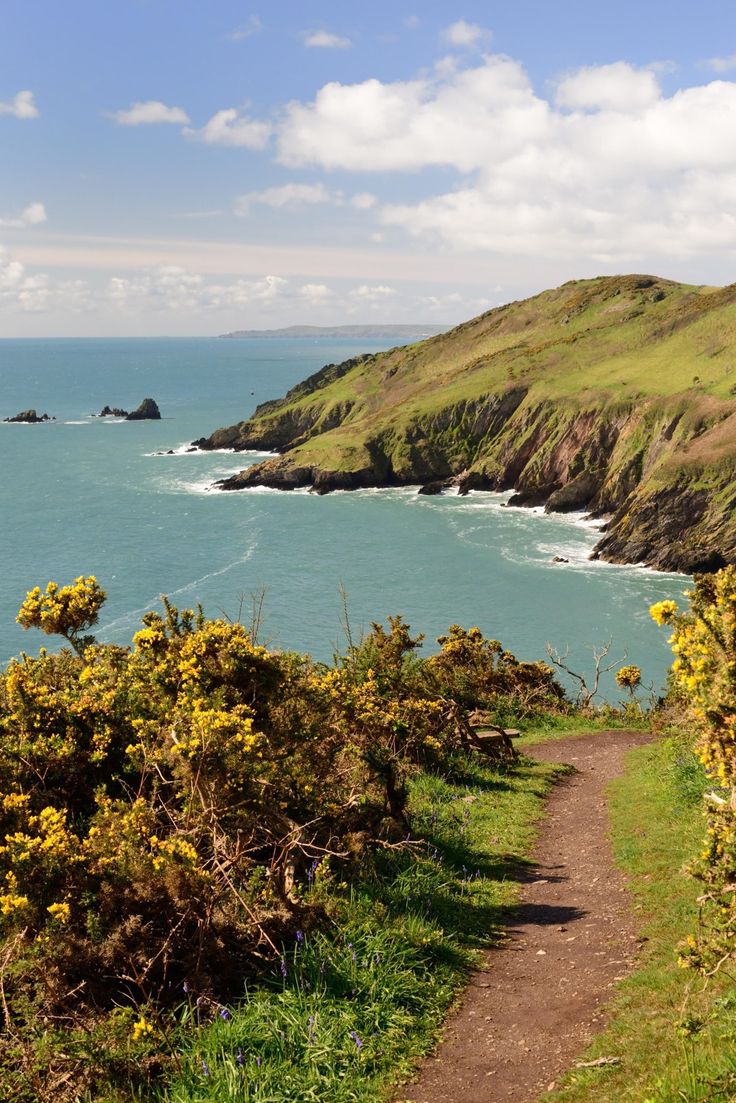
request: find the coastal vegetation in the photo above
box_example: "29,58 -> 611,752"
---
0,577 -> 566,1101
1,569 -> 735,1101
197,274 -> 736,573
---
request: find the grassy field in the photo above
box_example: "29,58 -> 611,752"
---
548,734 -> 736,1103
148,754 -> 563,1103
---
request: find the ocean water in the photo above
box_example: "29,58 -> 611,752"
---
0,337 -> 685,697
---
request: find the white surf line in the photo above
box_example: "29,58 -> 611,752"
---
96,540 -> 259,638
144,442 -> 278,457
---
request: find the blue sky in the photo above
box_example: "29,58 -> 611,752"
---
3,1 -> 736,335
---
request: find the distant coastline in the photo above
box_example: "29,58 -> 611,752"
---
217,324 -> 449,340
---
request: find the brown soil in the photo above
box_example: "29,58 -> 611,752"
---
398,729 -> 651,1103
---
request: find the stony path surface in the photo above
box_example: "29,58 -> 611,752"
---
399,729 -> 650,1103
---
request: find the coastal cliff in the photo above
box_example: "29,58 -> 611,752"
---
195,275 -> 736,572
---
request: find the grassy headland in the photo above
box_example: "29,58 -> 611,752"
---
197,275 -> 736,572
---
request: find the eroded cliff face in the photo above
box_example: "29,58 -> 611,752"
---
210,392 -> 736,571
196,275 -> 736,573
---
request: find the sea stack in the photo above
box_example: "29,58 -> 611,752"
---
125,398 -> 161,421
3,409 -> 54,424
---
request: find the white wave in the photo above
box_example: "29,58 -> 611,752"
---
332,485 -> 421,499
64,419 -> 91,425
152,467 -> 246,495
221,483 -> 312,495
145,442 -> 278,458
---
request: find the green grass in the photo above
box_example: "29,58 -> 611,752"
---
546,733 -> 736,1103
145,753 -> 563,1103
212,273 -> 736,566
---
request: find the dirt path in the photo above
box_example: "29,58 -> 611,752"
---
399,729 -> 651,1103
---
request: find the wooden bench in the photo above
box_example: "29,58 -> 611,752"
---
470,726 -> 521,759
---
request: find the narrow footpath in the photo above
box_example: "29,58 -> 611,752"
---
400,729 -> 651,1103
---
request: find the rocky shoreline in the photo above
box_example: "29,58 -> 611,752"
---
194,408 -> 725,574
191,276 -> 736,575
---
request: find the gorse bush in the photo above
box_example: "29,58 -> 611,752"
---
651,572 -> 736,974
0,577 -> 568,1099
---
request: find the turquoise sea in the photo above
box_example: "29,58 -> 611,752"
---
0,337 -> 685,696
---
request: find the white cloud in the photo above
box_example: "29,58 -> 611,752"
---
234,182 -> 337,215
404,16 -> 420,29
441,20 -> 490,48
351,191 -> 378,209
112,100 -> 190,126
108,268 -> 289,312
0,201 -> 47,228
0,246 -> 92,313
303,30 -> 351,49
277,56 -> 538,171
555,61 -> 660,112
184,107 -> 271,149
0,90 -> 39,119
228,16 -> 263,41
350,283 -> 394,299
707,54 -> 736,73
299,282 -> 334,303
272,55 -> 736,264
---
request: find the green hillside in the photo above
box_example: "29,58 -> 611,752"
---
196,275 -> 736,572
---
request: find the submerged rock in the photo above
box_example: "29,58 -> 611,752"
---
418,479 -> 451,495
3,409 -> 54,423
125,398 -> 161,421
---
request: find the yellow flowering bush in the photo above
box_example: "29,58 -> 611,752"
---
16,575 -> 106,654
615,664 -> 642,690
0,578 -> 567,1096
427,624 -> 565,716
650,570 -> 736,972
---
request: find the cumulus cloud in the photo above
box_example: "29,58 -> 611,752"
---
303,30 -> 351,49
0,90 -> 39,119
0,202 -> 47,228
555,61 -> 660,111
0,246 -> 92,313
234,182 -> 336,215
299,282 -> 334,303
277,56 -> 537,171
271,54 -> 736,263
108,268 -> 289,312
184,107 -> 271,148
228,16 -> 263,41
112,100 -> 190,126
350,283 -> 394,299
441,20 -> 490,48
